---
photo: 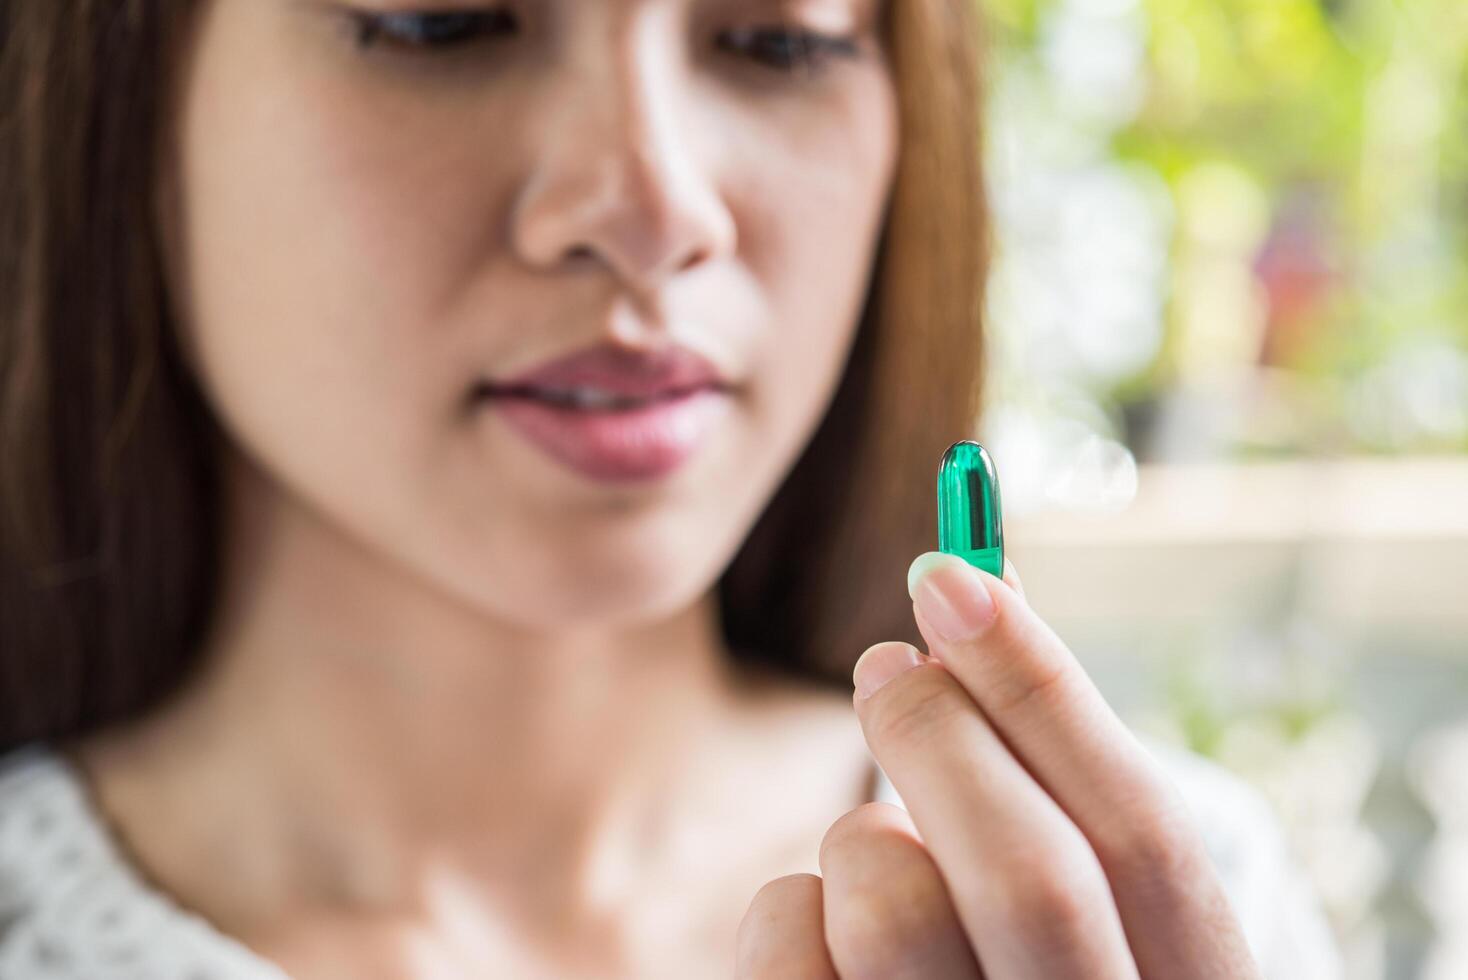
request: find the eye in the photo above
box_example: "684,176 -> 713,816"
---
715,25 -> 860,74
348,8 -> 519,52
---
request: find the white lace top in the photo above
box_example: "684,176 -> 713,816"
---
0,738 -> 1342,979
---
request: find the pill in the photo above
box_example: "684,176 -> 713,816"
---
937,440 -> 1004,578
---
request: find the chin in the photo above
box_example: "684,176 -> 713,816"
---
433,533 -> 721,631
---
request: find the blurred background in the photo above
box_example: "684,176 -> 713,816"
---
976,0 -> 1468,977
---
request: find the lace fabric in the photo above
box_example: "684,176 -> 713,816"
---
0,744 -> 289,980
0,738 -> 1342,979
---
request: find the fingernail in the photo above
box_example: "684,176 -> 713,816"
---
853,642 -> 924,700
912,559 -> 997,642
907,551 -> 961,601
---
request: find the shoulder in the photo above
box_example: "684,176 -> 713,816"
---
869,733 -> 1344,980
0,742 -> 288,979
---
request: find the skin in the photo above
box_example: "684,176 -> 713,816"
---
64,0 -> 1262,977
73,0 -> 895,976
736,554 -> 1262,979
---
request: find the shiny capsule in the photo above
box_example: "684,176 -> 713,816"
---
937,440 -> 1004,578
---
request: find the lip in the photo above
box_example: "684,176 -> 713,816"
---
479,341 -> 729,399
473,341 -> 734,482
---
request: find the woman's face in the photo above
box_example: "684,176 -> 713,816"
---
166,0 -> 897,626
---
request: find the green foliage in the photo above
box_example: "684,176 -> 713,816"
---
987,0 -> 1468,455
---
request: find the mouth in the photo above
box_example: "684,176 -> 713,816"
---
475,339 -> 731,404
469,340 -> 736,482
471,380 -> 728,412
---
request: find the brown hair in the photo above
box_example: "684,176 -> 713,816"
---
0,0 -> 988,752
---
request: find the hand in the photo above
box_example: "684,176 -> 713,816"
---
735,553 -> 1261,980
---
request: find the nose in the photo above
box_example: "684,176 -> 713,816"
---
510,30 -> 737,295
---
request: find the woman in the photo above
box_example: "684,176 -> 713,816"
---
0,1 -> 1340,977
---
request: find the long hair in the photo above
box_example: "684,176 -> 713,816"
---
0,0 -> 989,751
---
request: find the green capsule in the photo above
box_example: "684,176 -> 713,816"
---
937,440 -> 1004,578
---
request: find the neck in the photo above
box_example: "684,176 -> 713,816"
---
69,451 -> 786,943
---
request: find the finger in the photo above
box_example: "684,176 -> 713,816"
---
907,554 -> 1259,979
1001,558 -> 1025,600
736,874 -> 839,980
906,552 -> 1025,601
818,801 -> 983,980
851,642 -> 1137,980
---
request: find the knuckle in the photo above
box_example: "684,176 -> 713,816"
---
995,844 -> 1112,950
1099,792 -> 1207,897
828,863 -> 958,972
749,872 -> 822,910
990,653 -> 1072,717
818,809 -> 963,976
818,803 -> 893,864
830,800 -> 898,834
977,607 -> 1079,718
1014,871 -> 1091,934
738,874 -> 820,945
866,670 -> 968,748
737,875 -> 836,980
